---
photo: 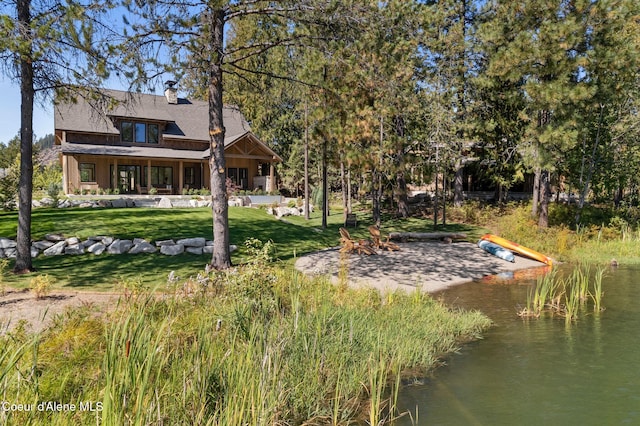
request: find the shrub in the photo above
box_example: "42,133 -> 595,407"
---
0,258 -> 9,296
30,274 -> 54,299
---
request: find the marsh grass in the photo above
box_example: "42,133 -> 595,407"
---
519,264 -> 607,322
0,258 -> 8,296
0,241 -> 491,425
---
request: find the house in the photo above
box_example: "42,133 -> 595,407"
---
54,86 -> 282,195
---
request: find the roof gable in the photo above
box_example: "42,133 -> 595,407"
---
54,89 -> 254,144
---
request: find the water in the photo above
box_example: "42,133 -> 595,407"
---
396,265 -> 640,426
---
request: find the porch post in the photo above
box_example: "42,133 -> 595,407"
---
113,158 -> 118,189
147,159 -> 151,190
269,158 -> 276,193
61,154 -> 68,194
179,160 -> 184,193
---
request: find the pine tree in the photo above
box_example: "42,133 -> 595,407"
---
0,0 -> 117,273
477,0 -> 591,227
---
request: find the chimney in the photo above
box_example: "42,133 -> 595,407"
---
164,80 -> 178,104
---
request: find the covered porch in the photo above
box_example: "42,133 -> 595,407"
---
60,139 -> 282,195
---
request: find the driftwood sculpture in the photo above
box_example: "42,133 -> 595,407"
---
339,227 -> 376,255
368,226 -> 401,251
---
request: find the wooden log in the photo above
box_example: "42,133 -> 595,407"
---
388,232 -> 467,242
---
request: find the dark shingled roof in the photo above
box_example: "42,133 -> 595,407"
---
54,89 -> 253,146
60,141 -> 208,160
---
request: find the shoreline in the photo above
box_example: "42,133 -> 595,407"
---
295,241 -> 548,293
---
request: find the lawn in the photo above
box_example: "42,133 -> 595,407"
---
0,205 -> 478,290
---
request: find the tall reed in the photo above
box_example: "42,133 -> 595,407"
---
590,267 -> 605,312
519,264 -> 606,322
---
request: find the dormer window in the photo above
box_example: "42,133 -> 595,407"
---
121,121 -> 159,144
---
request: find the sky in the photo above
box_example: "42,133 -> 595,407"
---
0,79 -> 54,145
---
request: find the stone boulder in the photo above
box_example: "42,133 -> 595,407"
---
157,197 -> 173,208
64,245 -> 85,255
4,248 -> 16,258
176,237 -> 206,247
155,239 -> 175,246
66,237 -> 80,245
101,236 -> 114,246
43,241 -> 67,256
160,244 -> 184,256
0,238 -> 16,249
129,241 -> 157,254
33,240 -> 55,250
45,233 -> 65,242
111,198 -> 128,208
87,242 -> 106,255
107,239 -> 134,254
186,246 -> 203,255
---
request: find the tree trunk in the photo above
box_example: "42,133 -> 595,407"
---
443,171 -> 447,226
208,8 -> 231,270
433,171 -> 438,230
394,115 -> 410,218
531,166 -> 540,218
321,135 -> 328,229
396,169 -> 409,218
454,162 -> 464,207
538,169 -> 551,228
14,0 -> 34,274
372,169 -> 381,227
340,160 -> 348,221
304,101 -> 310,220
347,168 -> 352,214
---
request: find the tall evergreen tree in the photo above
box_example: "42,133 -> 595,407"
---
0,0 -> 116,273
477,0 -> 591,227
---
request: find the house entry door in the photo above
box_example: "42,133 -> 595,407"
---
117,165 -> 140,194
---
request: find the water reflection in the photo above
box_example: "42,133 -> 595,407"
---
396,265 -> 640,426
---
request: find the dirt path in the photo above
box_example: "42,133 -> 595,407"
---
0,288 -> 121,334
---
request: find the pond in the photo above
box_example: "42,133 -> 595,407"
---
395,264 -> 640,425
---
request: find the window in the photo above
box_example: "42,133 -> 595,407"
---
227,167 -> 248,189
135,123 -> 146,143
143,166 -> 173,187
121,121 -> 160,143
80,163 -> 96,182
121,122 -> 133,142
148,124 -> 159,144
184,167 -> 195,186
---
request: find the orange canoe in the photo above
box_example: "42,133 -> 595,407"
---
480,234 -> 553,266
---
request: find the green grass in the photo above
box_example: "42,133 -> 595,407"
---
0,206 -> 480,290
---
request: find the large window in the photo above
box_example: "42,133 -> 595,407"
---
135,123 -> 146,143
227,167 -> 248,189
121,121 -> 159,144
121,122 -> 133,142
79,163 -> 95,182
148,124 -> 159,144
184,167 -> 195,186
143,166 -> 173,187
